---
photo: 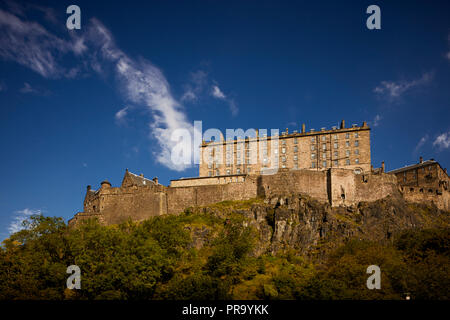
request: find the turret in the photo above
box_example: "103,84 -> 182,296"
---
100,179 -> 111,189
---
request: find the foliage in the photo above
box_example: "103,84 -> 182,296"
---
0,211 -> 448,300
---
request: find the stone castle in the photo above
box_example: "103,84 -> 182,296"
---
69,121 -> 449,226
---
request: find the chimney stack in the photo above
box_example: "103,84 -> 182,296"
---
362,121 -> 367,127
381,161 -> 385,173
286,128 -> 289,134
301,123 -> 305,133
340,120 -> 345,129
419,156 -> 423,164
153,177 -> 159,184
140,173 -> 144,177
87,185 -> 91,191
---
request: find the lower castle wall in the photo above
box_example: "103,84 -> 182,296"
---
401,186 -> 449,211
69,169 -> 448,227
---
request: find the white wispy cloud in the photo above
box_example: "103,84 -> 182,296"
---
212,85 -> 226,99
211,84 -> 239,116
415,135 -> 428,153
0,8 -> 81,78
181,70 -> 208,102
372,114 -> 382,127
433,132 -> 450,150
86,19 -> 199,170
8,208 -> 41,235
115,106 -> 129,125
373,72 -> 433,102
19,82 -> 36,93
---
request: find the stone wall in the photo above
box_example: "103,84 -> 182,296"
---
69,167 -> 448,227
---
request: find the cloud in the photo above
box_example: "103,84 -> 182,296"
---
415,135 -> 428,153
372,114 -> 382,127
0,8 -> 200,171
0,8 -> 81,78
19,82 -> 36,93
115,106 -> 129,125
181,70 -> 208,102
8,208 -> 41,234
211,84 -> 239,116
85,19 -> 199,171
212,85 -> 226,99
373,72 -> 433,102
433,132 -> 450,150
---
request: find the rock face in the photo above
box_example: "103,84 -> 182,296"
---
187,194 -> 450,259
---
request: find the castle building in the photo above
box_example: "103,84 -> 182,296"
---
69,121 -> 449,227
199,120 -> 371,177
388,157 -> 449,207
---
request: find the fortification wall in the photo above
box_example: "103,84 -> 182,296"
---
257,169 -> 329,203
401,187 -> 449,211
96,185 -> 167,225
166,176 -> 258,214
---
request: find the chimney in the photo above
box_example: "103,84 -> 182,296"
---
362,121 -> 367,127
285,128 -> 288,134
140,173 -> 144,177
381,161 -> 385,173
301,123 -> 305,133
87,185 -> 91,191
340,120 -> 345,129
419,156 -> 423,164
153,177 -> 158,184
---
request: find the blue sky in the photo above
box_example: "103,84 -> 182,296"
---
0,0 -> 449,240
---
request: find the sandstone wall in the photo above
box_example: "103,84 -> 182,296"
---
257,169 -> 329,203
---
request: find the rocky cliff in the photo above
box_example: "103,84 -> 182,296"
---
185,194 -> 450,260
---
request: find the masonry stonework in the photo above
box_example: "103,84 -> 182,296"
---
69,122 -> 449,227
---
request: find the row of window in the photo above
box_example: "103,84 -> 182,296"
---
207,132 -> 361,154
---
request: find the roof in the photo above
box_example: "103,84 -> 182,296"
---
388,159 -> 439,174
124,170 -> 155,186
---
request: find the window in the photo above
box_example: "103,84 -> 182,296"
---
354,132 -> 359,138
294,137 -> 298,144
355,158 -> 359,164
311,137 -> 315,142
322,153 -> 326,159
226,169 -> 231,175
247,167 -> 251,173
293,146 -> 298,153
282,164 -> 286,168
333,134 -> 338,140
293,155 -> 298,161
334,160 -> 338,166
282,140 -> 286,145
346,159 -> 350,165
334,151 -> 338,157
345,141 -> 350,147
334,142 -> 338,149
281,147 -> 286,154
311,153 -> 316,159
345,133 -> 350,139
355,140 -> 359,147
208,163 -> 212,169
355,149 -> 359,155
322,161 -> 327,167
322,136 -> 326,141
246,151 -> 250,157
346,150 -> 350,157
311,162 -> 316,168
311,145 -> 315,151
236,168 -> 241,174
282,156 -> 286,162
322,144 -> 326,150
216,169 -> 220,176
208,171 -> 212,177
